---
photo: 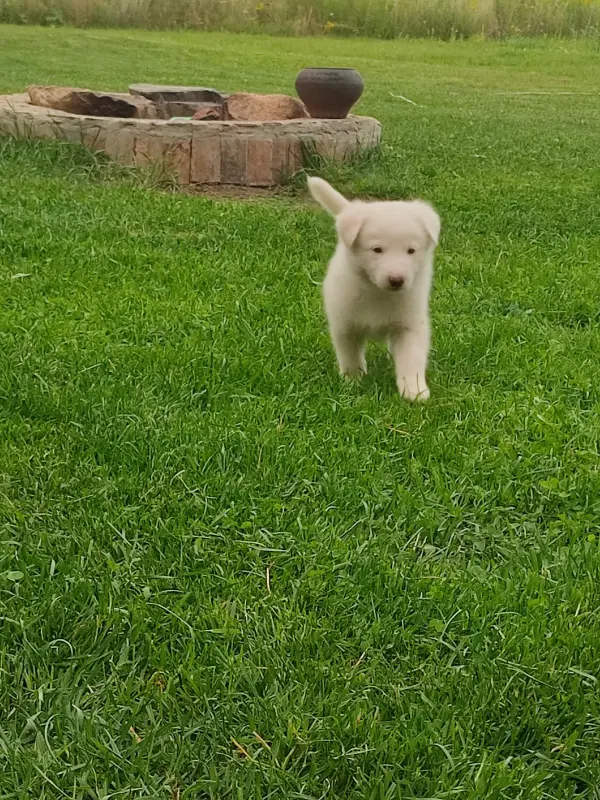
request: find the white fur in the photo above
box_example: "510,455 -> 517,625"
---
308,176 -> 440,402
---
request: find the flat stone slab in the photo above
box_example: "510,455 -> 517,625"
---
129,84 -> 225,104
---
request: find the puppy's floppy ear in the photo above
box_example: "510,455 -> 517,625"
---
336,204 -> 365,248
413,201 -> 441,246
307,176 -> 350,217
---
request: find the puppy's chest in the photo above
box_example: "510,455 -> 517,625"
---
349,293 -> 410,337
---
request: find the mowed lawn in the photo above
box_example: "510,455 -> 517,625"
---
2,25 -> 600,799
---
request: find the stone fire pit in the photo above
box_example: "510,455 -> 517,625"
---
0,84 -> 381,188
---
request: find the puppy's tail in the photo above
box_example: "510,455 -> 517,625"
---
307,177 -> 350,217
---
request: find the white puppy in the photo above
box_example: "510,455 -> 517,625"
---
308,177 -> 441,402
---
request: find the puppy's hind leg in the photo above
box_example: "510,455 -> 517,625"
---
389,325 -> 430,401
330,327 -> 367,379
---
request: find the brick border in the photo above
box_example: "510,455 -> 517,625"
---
0,93 -> 381,187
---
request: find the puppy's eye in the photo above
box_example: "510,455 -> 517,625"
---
372,247 -> 383,254
407,248 -> 416,255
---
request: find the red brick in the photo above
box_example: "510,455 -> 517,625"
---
247,138 -> 274,186
81,121 -> 108,152
191,135 -> 220,183
272,136 -> 303,182
163,138 -> 191,184
134,135 -> 163,167
220,136 -> 247,184
50,115 -> 83,145
104,126 -> 135,164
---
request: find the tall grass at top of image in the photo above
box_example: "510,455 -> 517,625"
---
1,0 -> 600,38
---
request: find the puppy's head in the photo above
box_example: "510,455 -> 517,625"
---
308,177 -> 440,293
337,200 -> 440,292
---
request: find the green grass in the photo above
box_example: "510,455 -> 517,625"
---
2,0 -> 600,39
2,25 -> 600,800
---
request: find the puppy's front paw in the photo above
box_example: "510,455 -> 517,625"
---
340,356 -> 367,380
341,364 -> 367,381
398,378 -> 430,402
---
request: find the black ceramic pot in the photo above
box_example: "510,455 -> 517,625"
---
295,68 -> 364,119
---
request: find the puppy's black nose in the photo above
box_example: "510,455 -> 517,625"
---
388,276 -> 405,290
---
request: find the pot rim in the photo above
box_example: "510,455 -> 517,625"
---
298,67 -> 359,72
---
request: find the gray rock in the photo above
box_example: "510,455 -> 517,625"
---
129,84 -> 225,104
155,100 -> 224,119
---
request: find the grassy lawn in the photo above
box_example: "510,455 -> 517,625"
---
2,25 -> 600,799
